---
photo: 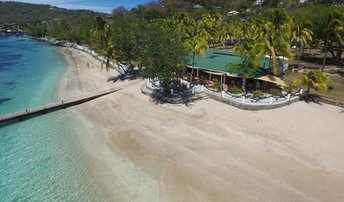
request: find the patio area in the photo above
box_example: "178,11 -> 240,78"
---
142,79 -> 302,110
201,85 -> 301,110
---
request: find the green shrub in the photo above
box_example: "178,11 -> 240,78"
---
181,83 -> 188,90
252,90 -> 263,98
229,86 -> 242,94
268,88 -> 282,96
199,79 -> 207,85
284,65 -> 293,75
284,84 -> 295,93
213,81 -> 221,91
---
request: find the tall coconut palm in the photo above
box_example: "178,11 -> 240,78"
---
265,9 -> 291,33
234,18 -> 259,45
229,40 -> 257,93
293,69 -> 329,99
186,34 -> 209,85
322,11 -> 344,71
172,14 -> 209,86
253,22 -> 293,75
200,14 -> 223,47
291,15 -> 313,68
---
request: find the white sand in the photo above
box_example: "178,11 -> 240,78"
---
60,47 -> 344,201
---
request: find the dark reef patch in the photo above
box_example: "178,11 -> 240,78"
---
0,67 -> 11,71
0,98 -> 11,104
2,81 -> 16,86
0,53 -> 23,61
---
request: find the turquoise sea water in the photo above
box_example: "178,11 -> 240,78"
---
0,35 -> 108,201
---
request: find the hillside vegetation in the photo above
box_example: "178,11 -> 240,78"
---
0,2 -> 106,25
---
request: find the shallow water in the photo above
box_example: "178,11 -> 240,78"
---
0,36 -> 108,201
0,36 -> 65,114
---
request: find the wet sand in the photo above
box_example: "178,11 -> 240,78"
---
60,47 -> 344,201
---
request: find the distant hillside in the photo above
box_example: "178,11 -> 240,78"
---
0,2 -> 108,25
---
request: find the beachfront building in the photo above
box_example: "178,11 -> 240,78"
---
186,49 -> 301,110
143,49 -> 300,110
189,49 -> 288,90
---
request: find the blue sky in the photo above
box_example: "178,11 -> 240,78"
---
7,0 -> 155,13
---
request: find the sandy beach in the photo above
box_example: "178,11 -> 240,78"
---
59,47 -> 344,201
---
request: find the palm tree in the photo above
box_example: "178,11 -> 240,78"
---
253,22 -> 293,75
186,34 -> 209,85
322,11 -> 343,71
229,40 -> 257,94
232,18 -> 259,47
91,17 -> 114,71
293,69 -> 329,99
172,14 -> 209,86
265,9 -> 291,33
252,10 -> 292,75
291,15 -> 313,68
200,14 -> 223,48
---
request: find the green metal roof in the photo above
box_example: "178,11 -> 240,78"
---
189,49 -> 271,77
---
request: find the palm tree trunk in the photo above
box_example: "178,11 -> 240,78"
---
242,77 -> 246,94
336,46 -> 342,67
297,46 -> 300,68
268,53 -> 272,75
189,52 -> 196,87
321,33 -> 330,71
306,85 -> 311,100
106,58 -> 110,71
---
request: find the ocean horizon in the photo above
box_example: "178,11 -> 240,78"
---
0,35 -> 108,201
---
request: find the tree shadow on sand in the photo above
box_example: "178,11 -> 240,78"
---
300,94 -> 323,105
149,89 -> 195,106
107,69 -> 140,83
301,94 -> 344,115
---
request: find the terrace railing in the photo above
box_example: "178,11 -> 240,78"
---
203,85 -> 302,110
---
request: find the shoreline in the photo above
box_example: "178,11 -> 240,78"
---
58,47 -> 123,200
59,47 -> 344,201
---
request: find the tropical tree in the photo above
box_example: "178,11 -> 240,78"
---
252,22 -> 293,75
253,10 -> 293,75
293,69 -> 329,99
265,9 -> 291,33
141,23 -> 188,90
225,17 -> 244,46
186,34 -> 209,86
199,14 -> 223,47
91,16 -> 114,70
227,33 -> 257,94
221,22 -> 237,49
321,11 -> 344,70
170,14 -> 209,86
111,15 -> 145,71
290,15 -> 313,68
237,18 -> 260,42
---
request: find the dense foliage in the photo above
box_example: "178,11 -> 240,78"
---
0,2 -> 105,27
140,24 -> 188,87
1,1 -> 342,91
